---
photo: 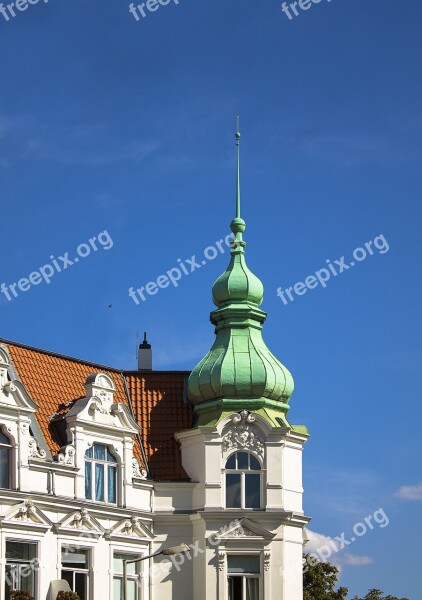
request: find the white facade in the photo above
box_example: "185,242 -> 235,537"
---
0,345 -> 309,600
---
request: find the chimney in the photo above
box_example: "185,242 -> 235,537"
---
138,332 -> 152,371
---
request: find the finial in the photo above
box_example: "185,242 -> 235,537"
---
230,116 -> 246,247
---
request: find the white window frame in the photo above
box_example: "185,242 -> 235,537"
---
112,551 -> 143,600
61,544 -> 91,600
5,539 -> 38,600
225,452 -> 262,510
85,443 -> 118,505
226,553 -> 262,600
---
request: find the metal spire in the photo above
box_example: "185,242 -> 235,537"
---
235,115 -> 241,220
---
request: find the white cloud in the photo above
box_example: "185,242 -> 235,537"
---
305,529 -> 373,569
395,484 -> 422,500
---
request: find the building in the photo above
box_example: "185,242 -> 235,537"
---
0,126 -> 309,600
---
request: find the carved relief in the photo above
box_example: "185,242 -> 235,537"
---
55,444 -> 76,467
16,500 -> 37,522
264,551 -> 271,571
132,458 -> 147,480
28,436 -> 46,459
70,509 -> 91,529
218,551 -> 226,572
222,410 -> 264,457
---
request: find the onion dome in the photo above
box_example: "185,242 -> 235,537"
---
188,119 -> 294,417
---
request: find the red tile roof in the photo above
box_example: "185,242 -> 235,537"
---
0,339 -> 192,481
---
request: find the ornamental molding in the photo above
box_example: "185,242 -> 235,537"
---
222,410 -> 265,457
132,458 -> 148,480
54,444 -> 76,467
3,500 -> 52,529
264,551 -> 271,571
218,551 -> 225,571
28,436 -> 47,460
106,516 -> 154,541
54,509 -> 104,537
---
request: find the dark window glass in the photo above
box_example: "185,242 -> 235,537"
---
0,431 -> 10,444
0,447 -> 10,488
237,452 -> 249,469
245,474 -> 261,509
85,444 -> 117,504
228,555 -> 260,573
226,454 -> 236,469
228,576 -> 242,600
249,455 -> 261,470
226,474 -> 241,508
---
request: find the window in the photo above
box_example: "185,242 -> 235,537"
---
225,452 -> 261,509
113,553 -> 141,600
5,541 -> 37,600
228,555 -> 260,600
85,444 -> 117,503
0,428 -> 13,489
61,547 -> 90,600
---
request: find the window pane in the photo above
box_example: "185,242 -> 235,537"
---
6,542 -> 36,561
62,548 -> 88,568
0,431 -> 10,445
113,554 -> 137,576
75,571 -> 88,600
228,555 -> 260,574
0,447 -> 9,488
127,579 -> 137,600
108,466 -> 117,503
107,448 -> 116,463
226,474 -> 241,508
228,576 -> 242,600
245,474 -> 261,509
61,570 -> 73,590
237,452 -> 249,469
94,444 -> 106,461
95,463 -> 105,501
113,577 -> 122,600
226,454 -> 236,469
249,455 -> 260,471
246,577 -> 259,600
85,461 -> 92,499
85,446 -> 93,458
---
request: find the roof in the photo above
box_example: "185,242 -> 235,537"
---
0,338 -> 192,481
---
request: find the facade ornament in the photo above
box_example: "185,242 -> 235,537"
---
91,391 -> 113,415
218,551 -> 226,572
264,551 -> 271,571
20,422 -> 29,436
70,509 -> 90,529
2,381 -> 17,396
55,444 -> 76,467
16,500 -> 37,522
28,436 -> 47,459
132,458 -> 148,480
122,516 -> 141,536
222,410 -> 264,457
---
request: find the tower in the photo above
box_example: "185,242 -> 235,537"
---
175,121 -> 310,600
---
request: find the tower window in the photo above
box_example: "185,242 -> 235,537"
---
225,452 -> 261,509
85,444 -> 117,504
228,555 -> 260,600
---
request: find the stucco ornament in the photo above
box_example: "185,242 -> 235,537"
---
70,509 -> 90,529
16,500 -> 37,522
28,436 -> 47,459
222,410 -> 264,457
55,444 -> 76,467
132,458 -> 147,480
122,516 -> 142,536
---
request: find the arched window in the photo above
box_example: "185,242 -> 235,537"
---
0,428 -> 13,489
225,452 -> 261,510
85,444 -> 118,504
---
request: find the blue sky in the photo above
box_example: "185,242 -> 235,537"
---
0,0 -> 421,597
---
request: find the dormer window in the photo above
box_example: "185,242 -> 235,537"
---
225,452 -> 261,509
85,444 -> 117,504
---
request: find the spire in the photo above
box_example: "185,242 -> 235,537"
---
231,116 -> 246,247
187,123 -> 295,421
235,115 -> 241,220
